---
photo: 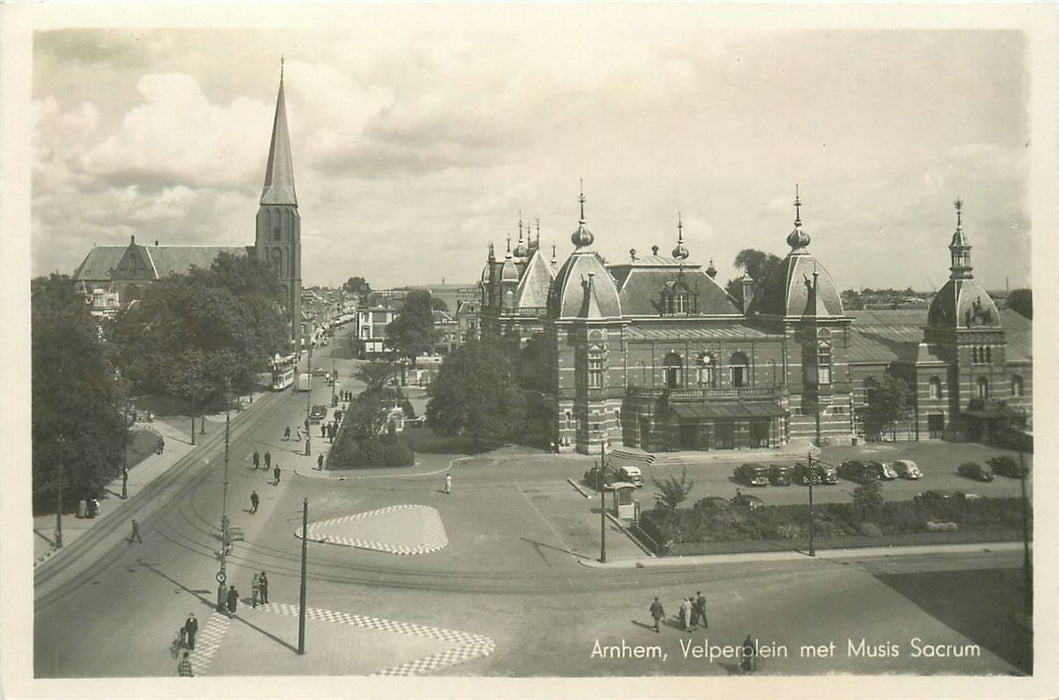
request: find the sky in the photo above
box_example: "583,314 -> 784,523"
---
29,11 -> 1032,292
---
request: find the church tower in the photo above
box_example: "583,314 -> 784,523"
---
254,60 -> 302,348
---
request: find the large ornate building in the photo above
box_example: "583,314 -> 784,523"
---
480,190 -> 1032,454
72,66 -> 303,346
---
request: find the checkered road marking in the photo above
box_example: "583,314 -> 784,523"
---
262,602 -> 494,675
295,504 -> 449,555
186,612 -> 231,676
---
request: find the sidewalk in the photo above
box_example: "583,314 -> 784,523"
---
32,391 -> 270,566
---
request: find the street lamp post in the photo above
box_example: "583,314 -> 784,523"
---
122,402 -> 129,500
599,443 -> 607,564
331,357 -> 337,407
299,497 -> 308,654
1019,450 -> 1032,615
55,434 -> 65,550
216,380 -> 232,614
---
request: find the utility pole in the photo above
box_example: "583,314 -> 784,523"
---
807,450 -> 816,557
331,357 -> 337,407
121,400 -> 129,500
55,434 -> 65,549
216,379 -> 232,613
306,340 -> 313,456
299,497 -> 308,655
190,392 -> 196,446
599,443 -> 607,564
1019,450 -> 1032,615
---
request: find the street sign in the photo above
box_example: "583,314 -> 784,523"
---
215,570 -> 226,584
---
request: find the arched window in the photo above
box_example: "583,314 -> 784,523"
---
663,352 -> 683,389
817,339 -> 833,385
1012,375 -> 1024,397
270,248 -> 283,278
272,210 -> 282,241
971,347 -> 978,363
928,376 -> 942,400
697,352 -> 716,387
985,346 -> 992,363
730,351 -> 749,388
977,376 -> 989,399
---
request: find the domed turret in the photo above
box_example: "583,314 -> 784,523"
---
549,188 -> 620,319
570,189 -> 594,249
786,185 -> 811,252
513,214 -> 529,258
927,199 -> 1000,329
501,237 -> 519,282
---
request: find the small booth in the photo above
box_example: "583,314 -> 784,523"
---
607,482 -> 639,523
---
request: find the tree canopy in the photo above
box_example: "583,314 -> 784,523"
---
860,373 -> 911,439
32,275 -> 124,511
651,467 -> 694,510
385,289 -> 439,365
343,276 -> 372,302
110,252 -> 288,407
426,340 -> 526,449
725,248 -> 782,300
1007,288 -> 1031,319
354,360 -> 396,392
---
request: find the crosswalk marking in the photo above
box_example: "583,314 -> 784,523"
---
261,602 -> 494,675
295,504 -> 449,555
186,611 -> 231,676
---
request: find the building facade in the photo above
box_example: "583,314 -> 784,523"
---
480,191 -> 1032,455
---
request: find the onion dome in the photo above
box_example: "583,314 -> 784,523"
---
706,258 -> 718,279
513,213 -> 529,258
671,212 -> 690,260
570,188 -> 594,249
501,237 -> 519,282
927,200 -> 1000,329
786,184 -> 810,252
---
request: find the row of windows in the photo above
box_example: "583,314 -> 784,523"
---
971,346 -> 993,364
927,375 -> 1024,399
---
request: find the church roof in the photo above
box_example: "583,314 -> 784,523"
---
72,244 -> 250,282
514,248 -> 555,309
260,69 -> 298,206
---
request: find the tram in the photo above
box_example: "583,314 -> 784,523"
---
270,353 -> 297,391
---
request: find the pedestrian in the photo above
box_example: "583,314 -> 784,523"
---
741,635 -> 756,673
252,572 -> 261,608
183,613 -> 198,650
649,596 -> 665,633
317,453 -> 324,470
156,436 -> 165,455
264,450 -> 272,469
259,571 -> 269,603
695,591 -> 708,629
321,423 -> 326,438
252,450 -> 260,469
296,426 -> 303,442
678,597 -> 692,632
226,585 -> 239,617
250,490 -> 259,513
128,518 -> 143,543
284,426 -> 291,442
273,465 -> 281,486
177,651 -> 193,677
444,473 -> 452,494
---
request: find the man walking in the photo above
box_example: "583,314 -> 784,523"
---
251,572 -> 261,608
252,450 -> 260,470
695,591 -> 708,629
177,651 -> 193,677
128,519 -> 143,543
250,490 -> 259,513
649,597 -> 665,633
264,450 -> 272,470
273,465 -> 281,486
317,453 -> 324,471
679,597 -> 693,632
444,473 -> 452,494
259,571 -> 269,604
183,613 -> 198,650
741,635 -> 756,673
226,585 -> 239,617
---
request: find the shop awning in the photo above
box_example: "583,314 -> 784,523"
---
669,402 -> 787,420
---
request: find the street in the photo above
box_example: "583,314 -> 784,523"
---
33,352 -> 1032,678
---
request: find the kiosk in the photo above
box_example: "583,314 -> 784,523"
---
608,482 -> 639,523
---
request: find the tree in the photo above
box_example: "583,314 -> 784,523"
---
852,479 -> 884,520
431,297 -> 450,313
651,467 -> 694,510
355,360 -> 395,392
32,275 -> 124,512
385,289 -> 439,366
1007,288 -> 1031,319
725,249 -> 782,300
861,374 -> 911,440
426,340 -> 526,449
343,276 -> 372,302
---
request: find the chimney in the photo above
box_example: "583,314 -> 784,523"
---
630,248 -> 637,261
651,245 -> 659,255
738,272 -> 755,313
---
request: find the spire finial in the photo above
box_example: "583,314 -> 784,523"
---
954,197 -> 963,230
794,184 -> 802,228
786,185 -> 810,251
506,235 -> 511,253
672,211 -> 689,260
552,242 -> 557,263
281,55 -> 285,82
536,217 -> 541,246
579,179 -> 586,224
677,211 -> 684,242
518,211 -> 523,240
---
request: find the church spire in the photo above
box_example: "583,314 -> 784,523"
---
948,198 -> 973,279
260,60 -> 298,206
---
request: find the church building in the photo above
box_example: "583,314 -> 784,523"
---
480,190 -> 1032,455
72,65 -> 303,346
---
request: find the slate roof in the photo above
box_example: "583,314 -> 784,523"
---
73,244 -> 251,282
515,248 -> 554,309
550,250 -> 622,319
260,76 -> 297,206
927,277 -> 1001,329
625,323 -> 778,342
608,258 -> 741,317
749,251 -> 845,318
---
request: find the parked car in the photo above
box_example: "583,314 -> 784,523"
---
876,461 -> 898,480
793,461 -> 838,485
915,489 -> 980,501
309,404 -> 328,423
987,455 -> 1029,478
615,465 -> 644,487
693,496 -> 730,512
838,460 -> 879,484
958,462 -> 994,482
583,466 -> 614,490
731,491 -> 765,510
735,463 -> 770,487
768,463 -> 792,486
891,459 -> 922,480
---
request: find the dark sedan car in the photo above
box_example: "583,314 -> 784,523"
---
769,464 -> 792,486
731,492 -> 765,510
987,455 -> 1029,478
958,462 -> 994,482
838,460 -> 879,484
583,466 -> 614,491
